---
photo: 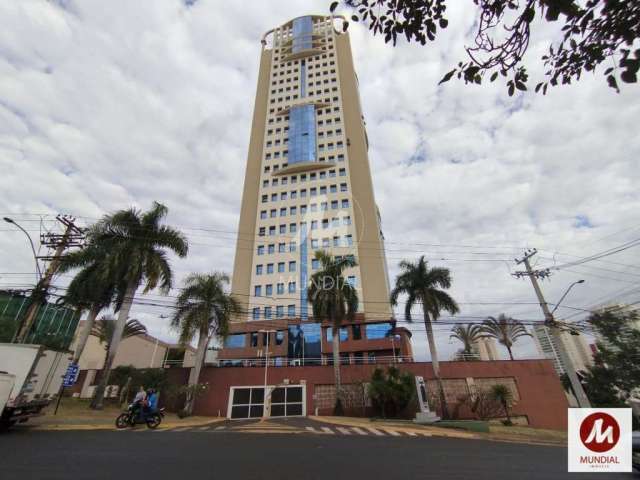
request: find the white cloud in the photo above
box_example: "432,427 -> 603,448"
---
1,0 -> 639,361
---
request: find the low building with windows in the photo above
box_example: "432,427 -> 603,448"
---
217,314 -> 413,367
68,321 -> 197,399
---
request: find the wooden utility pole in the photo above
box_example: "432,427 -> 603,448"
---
13,215 -> 84,343
513,248 -> 591,408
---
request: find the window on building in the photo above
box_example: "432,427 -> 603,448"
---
250,332 -> 259,347
288,282 -> 296,293
277,262 -> 285,273
266,263 -> 274,274
268,244 -> 275,254
265,284 -> 273,296
352,324 -> 362,340
289,261 -> 296,272
260,210 -> 267,219
256,265 -> 263,275
312,258 -> 320,270
365,322 -> 394,340
289,241 -> 297,252
347,276 -> 356,287
326,327 -> 349,341
257,245 -> 265,255
276,330 -> 285,345
287,305 -> 296,317
264,307 -> 272,319
252,308 -> 260,320
224,334 -> 246,348
254,285 -> 262,297
276,305 -> 284,318
345,234 -> 353,246
278,243 -> 286,253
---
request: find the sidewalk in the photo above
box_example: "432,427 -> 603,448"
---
24,399 -> 224,431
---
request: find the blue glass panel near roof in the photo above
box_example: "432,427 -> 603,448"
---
292,16 -> 313,54
288,105 -> 316,165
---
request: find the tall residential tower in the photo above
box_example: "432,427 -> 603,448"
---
220,15 -> 411,366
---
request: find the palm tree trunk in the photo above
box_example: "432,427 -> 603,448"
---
423,309 -> 449,419
72,304 -> 100,364
91,281 -> 137,410
332,328 -> 343,415
503,400 -> 511,423
183,328 -> 209,416
506,345 -> 514,360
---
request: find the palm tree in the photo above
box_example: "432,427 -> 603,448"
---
390,256 -> 459,419
57,259 -> 118,364
481,314 -> 532,360
450,323 -> 484,359
68,202 -> 188,409
91,316 -> 148,363
307,251 -> 358,415
171,272 -> 240,416
490,384 -> 513,425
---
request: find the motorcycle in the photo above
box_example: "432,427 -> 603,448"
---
115,403 -> 165,429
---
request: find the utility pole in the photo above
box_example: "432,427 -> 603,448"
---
13,215 -> 85,343
513,249 -> 591,407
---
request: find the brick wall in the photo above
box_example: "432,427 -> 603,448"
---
168,359 -> 568,430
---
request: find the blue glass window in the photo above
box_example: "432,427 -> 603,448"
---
287,305 -> 296,317
276,305 -> 284,318
265,284 -> 273,296
366,322 -> 394,340
292,16 -> 313,54
252,308 -> 260,320
326,327 -> 349,342
264,307 -> 272,319
288,105 -> 316,165
224,334 -> 246,348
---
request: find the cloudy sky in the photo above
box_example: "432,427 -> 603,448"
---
1,0 -> 639,361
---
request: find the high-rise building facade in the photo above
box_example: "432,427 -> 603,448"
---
219,15 -> 411,366
533,325 -> 593,375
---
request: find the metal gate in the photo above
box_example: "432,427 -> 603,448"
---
227,385 -> 305,419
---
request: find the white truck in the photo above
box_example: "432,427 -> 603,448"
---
0,343 -> 72,429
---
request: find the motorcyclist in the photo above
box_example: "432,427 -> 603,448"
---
146,389 -> 158,416
132,386 -> 146,420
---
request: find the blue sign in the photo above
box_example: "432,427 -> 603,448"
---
63,363 -> 79,387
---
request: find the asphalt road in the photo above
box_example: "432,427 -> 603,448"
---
0,428 -> 632,480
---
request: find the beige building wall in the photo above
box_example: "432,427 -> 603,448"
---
71,325 -> 196,370
472,337 -> 499,361
231,15 -> 391,323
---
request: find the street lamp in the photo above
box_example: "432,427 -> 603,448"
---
550,279 -> 585,315
3,217 -> 42,282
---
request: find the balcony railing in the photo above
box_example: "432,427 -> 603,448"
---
208,355 -> 414,368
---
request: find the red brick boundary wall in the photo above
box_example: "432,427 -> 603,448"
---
185,359 -> 567,430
